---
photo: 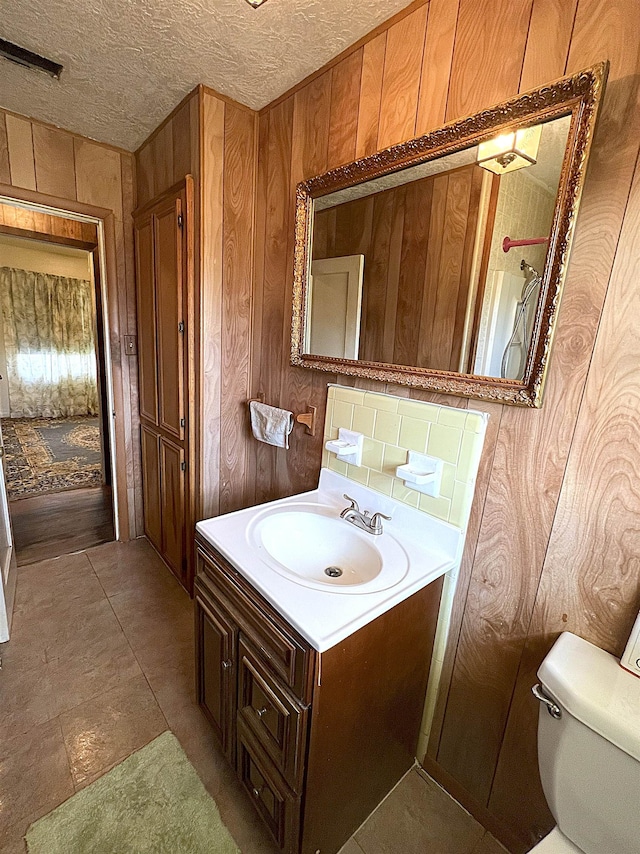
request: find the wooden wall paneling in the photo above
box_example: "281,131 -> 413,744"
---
445,0 -> 533,122
247,112 -> 270,507
417,173 -> 448,368
31,124 -> 77,199
327,50 -> 364,169
253,99 -> 295,505
355,33 -> 387,159
430,169 -> 472,370
281,76 -> 332,497
120,153 -> 144,536
377,4 -> 428,150
219,104 -> 256,514
450,167 -> 484,372
518,0 -> 578,91
435,0 -> 640,820
1,110 -> 140,541
480,0 -> 640,843
172,97 -> 194,185
199,92 -> 226,519
381,188 -> 405,363
74,140 -> 124,220
5,114 -> 36,190
154,122 -> 174,197
136,142 -> 155,209
490,147 -> 640,849
0,202 -> 96,243
0,115 -> 10,184
425,401 -> 503,757
359,192 -> 394,363
392,181 -> 433,365
415,0 -> 460,135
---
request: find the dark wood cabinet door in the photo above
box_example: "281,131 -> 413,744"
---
154,195 -> 185,442
140,425 -> 161,551
195,587 -> 237,759
159,437 -> 185,581
133,214 -> 158,425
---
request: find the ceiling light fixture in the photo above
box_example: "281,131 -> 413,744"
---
477,125 -> 542,175
0,38 -> 63,79
244,0 -> 269,8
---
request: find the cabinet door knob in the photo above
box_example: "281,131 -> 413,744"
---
256,706 -> 268,719
252,786 -> 263,799
222,659 -> 233,670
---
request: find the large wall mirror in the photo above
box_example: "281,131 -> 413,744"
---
291,64 -> 608,407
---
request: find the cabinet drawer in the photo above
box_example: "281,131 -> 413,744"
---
196,543 -> 315,703
237,720 -> 300,854
238,639 -> 308,793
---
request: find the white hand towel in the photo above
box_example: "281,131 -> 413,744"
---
249,401 -> 294,449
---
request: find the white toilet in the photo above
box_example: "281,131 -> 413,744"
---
530,631 -> 640,853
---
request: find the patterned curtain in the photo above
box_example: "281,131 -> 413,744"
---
0,267 -> 99,418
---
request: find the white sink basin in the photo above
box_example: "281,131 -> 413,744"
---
247,503 -> 409,593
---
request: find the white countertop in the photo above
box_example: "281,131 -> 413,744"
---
196,469 -> 462,652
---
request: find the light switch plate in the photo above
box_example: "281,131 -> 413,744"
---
123,335 -> 137,356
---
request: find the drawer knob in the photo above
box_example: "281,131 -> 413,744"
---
256,706 -> 268,719
252,786 -> 263,799
222,659 -> 233,670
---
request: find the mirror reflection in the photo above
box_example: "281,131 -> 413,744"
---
306,114 -> 571,380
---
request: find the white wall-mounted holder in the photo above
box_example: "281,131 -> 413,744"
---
325,428 -> 364,467
396,451 -> 444,497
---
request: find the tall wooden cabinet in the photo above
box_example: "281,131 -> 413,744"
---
134,178 -> 194,591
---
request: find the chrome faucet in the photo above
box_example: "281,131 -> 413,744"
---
340,494 -> 391,536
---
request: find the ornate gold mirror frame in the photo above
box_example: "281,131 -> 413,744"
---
291,63 -> 608,407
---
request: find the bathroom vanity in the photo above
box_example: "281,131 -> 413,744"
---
195,471 -> 462,854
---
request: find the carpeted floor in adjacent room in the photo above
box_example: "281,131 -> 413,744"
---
2,416 -> 102,500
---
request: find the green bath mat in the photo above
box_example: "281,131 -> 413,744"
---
26,731 -> 239,854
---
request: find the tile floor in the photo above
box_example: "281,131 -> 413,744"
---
0,538 -> 509,854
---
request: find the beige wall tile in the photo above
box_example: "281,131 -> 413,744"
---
399,416 -> 430,453
334,387 -> 366,405
398,399 -> 440,421
382,444 -> 407,476
427,423 -> 462,465
362,438 -> 384,471
437,407 -> 468,430
373,411 -> 401,444
392,480 -> 419,507
418,493 -> 452,521
364,391 -> 398,412
352,405 -> 376,437
332,400 -> 354,429
368,471 -> 394,496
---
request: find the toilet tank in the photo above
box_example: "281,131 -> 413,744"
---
537,632 -> 640,854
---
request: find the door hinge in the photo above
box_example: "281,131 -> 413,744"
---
181,461 -> 187,472
180,417 -> 185,428
177,212 -> 184,229
178,321 -> 185,334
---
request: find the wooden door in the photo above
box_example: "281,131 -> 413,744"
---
159,437 -> 185,580
0,421 -> 17,641
154,196 -> 185,441
195,586 -> 237,758
140,425 -> 161,552
134,215 -> 158,425
133,177 -> 193,591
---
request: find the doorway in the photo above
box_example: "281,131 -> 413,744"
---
0,203 -> 116,566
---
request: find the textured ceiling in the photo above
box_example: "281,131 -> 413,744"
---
0,0 -> 413,151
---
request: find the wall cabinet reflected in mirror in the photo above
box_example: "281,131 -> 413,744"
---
291,64 -> 608,407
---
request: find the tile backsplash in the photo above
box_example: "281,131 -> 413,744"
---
323,386 -> 488,531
